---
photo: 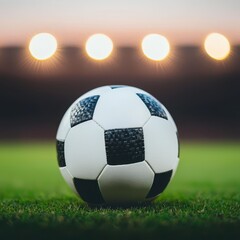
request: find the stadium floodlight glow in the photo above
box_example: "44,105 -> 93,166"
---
204,33 -> 231,61
141,34 -> 170,61
85,34 -> 113,61
29,33 -> 58,60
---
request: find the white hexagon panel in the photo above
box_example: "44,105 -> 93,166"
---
56,107 -> 71,141
143,116 -> 179,174
93,87 -> 151,129
98,162 -> 154,203
65,120 -> 107,180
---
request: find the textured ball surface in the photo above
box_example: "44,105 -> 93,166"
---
56,85 -> 179,205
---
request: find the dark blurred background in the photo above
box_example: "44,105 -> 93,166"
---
0,45 -> 239,140
1,0 -> 240,140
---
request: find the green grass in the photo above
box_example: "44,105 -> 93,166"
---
0,141 -> 240,239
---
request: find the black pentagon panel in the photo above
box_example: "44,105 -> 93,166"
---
137,93 -> 168,120
70,95 -> 100,127
73,178 -> 105,204
56,140 -> 66,167
105,128 -> 145,165
110,85 -> 126,89
146,170 -> 173,198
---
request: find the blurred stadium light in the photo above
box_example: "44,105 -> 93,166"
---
204,33 -> 231,61
141,34 -> 170,61
85,34 -> 113,61
29,33 -> 58,61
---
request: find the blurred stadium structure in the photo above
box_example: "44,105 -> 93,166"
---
0,46 -> 239,140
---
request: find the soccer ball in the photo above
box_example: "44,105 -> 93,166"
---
56,85 -> 179,205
